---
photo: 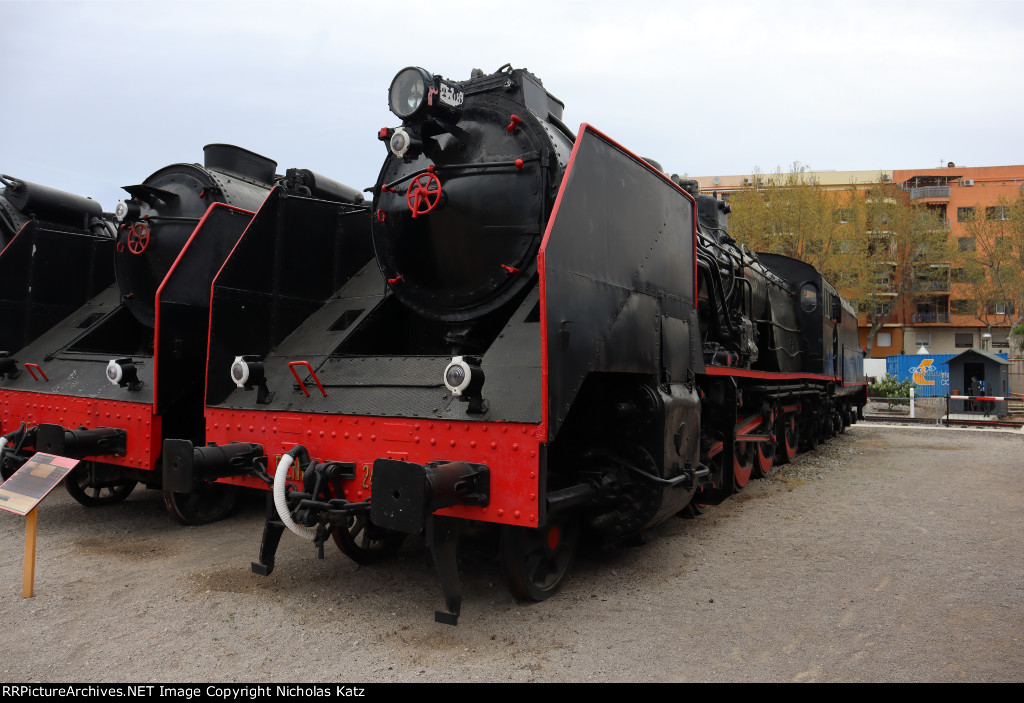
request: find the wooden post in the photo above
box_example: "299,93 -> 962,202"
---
23,506 -> 37,598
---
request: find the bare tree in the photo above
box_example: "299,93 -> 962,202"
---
729,175 -> 948,356
953,195 -> 1024,357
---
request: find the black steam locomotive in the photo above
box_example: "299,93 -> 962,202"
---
0,145 -> 364,523
0,175 -> 117,358
164,65 -> 866,624
0,174 -> 115,251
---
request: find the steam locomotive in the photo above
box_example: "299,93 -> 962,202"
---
164,65 -> 866,624
1,174 -> 115,250
0,145 -> 364,524
0,175 -> 117,358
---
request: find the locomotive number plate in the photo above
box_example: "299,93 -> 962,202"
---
439,81 -> 464,108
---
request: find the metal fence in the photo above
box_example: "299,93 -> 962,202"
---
865,392 -> 1024,428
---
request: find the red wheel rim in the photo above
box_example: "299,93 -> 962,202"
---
547,525 -> 561,551
734,442 -> 753,488
782,414 -> 798,461
755,440 -> 774,477
752,408 -> 776,478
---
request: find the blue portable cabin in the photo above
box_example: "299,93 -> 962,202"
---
885,353 -> 955,397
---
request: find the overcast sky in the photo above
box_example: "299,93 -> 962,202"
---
2,0 -> 1022,211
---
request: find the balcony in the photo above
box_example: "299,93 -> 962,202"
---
912,279 -> 952,293
911,312 -> 950,324
909,186 -> 951,201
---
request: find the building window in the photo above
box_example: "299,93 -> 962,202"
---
951,299 -> 978,315
876,332 -> 892,347
985,301 -> 1013,316
915,333 -> 932,347
986,206 -> 1010,221
992,335 -> 1010,348
951,267 -> 966,282
955,332 -> 974,348
958,237 -> 976,252
957,207 -> 976,222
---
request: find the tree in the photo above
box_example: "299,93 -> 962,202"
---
728,171 -> 948,356
727,165 -> 846,279
849,183 -> 950,356
952,194 -> 1024,357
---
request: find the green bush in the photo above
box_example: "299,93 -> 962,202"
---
869,374 -> 916,398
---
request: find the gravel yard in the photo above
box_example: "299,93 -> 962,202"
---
1,423 -> 1021,682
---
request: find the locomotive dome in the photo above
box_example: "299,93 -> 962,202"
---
372,64 -> 574,322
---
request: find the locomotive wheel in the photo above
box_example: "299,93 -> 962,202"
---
163,482 -> 240,525
751,407 -> 776,479
331,513 -> 406,565
805,419 -> 820,450
500,516 -> 580,602
752,440 -> 775,479
64,463 -> 137,507
733,440 -> 754,489
776,413 -> 798,464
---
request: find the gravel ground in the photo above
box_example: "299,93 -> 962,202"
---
1,423 -> 1021,683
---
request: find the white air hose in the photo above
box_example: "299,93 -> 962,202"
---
273,452 -> 316,540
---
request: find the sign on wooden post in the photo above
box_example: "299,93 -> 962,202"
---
0,453 -> 80,598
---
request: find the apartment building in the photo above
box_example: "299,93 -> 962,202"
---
693,164 -> 1024,357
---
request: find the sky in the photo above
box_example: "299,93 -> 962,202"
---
1,0 -> 1022,211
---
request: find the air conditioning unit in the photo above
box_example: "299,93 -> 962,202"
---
963,179 -> 975,186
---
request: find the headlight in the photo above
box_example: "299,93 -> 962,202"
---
229,355 -> 273,404
106,358 -> 141,390
106,359 -> 124,385
113,200 -> 140,223
230,356 -> 250,388
389,127 -> 413,158
443,356 -> 471,396
389,67 -> 432,119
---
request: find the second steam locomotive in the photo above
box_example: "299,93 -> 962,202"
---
166,64 -> 866,623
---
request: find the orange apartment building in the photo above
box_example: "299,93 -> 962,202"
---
693,164 -> 1024,358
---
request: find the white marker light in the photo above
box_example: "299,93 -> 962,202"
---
106,359 -> 123,386
389,128 -> 413,158
444,356 -> 472,397
230,356 -> 249,389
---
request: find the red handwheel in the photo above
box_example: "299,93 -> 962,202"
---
406,172 -> 442,218
127,222 -> 150,254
